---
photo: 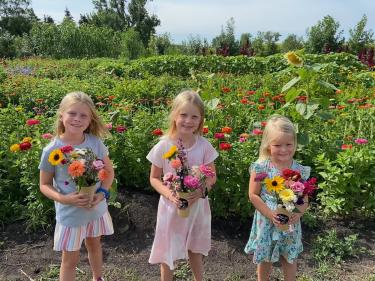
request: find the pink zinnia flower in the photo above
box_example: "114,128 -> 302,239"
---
254,172 -> 268,182
199,165 -> 215,178
252,129 -> 263,135
290,181 -> 305,193
106,123 -> 113,130
41,133 -> 53,140
183,175 -> 200,189
163,172 -> 174,182
214,133 -> 225,139
354,138 -> 368,145
26,119 -> 40,126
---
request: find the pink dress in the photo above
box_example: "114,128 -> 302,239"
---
146,135 -> 219,269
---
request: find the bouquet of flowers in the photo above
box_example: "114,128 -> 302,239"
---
255,168 -> 317,231
162,139 -> 215,217
48,145 -> 108,202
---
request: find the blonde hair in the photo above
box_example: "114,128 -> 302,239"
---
166,90 -> 205,137
54,91 -> 109,139
258,114 -> 297,161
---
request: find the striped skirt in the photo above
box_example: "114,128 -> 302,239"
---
54,211 -> 114,251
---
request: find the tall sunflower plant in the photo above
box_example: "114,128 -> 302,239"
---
282,51 -> 338,145
256,168 -> 318,225
48,146 -> 108,190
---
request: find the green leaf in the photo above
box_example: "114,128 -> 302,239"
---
282,76 -> 301,93
205,98 -> 220,110
318,80 -> 338,91
304,103 -> 319,119
317,111 -> 335,120
285,88 -> 301,103
297,132 -> 310,145
296,103 -> 307,116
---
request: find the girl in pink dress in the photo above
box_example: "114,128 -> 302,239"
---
147,90 -> 218,281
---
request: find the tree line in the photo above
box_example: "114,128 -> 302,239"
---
0,0 -> 374,67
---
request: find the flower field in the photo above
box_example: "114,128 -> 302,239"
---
0,52 -> 374,229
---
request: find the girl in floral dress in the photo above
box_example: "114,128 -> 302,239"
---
244,115 -> 311,281
147,90 -> 218,281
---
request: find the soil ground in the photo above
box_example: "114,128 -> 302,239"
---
0,191 -> 374,281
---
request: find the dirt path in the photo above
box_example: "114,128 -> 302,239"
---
1,192 -> 374,281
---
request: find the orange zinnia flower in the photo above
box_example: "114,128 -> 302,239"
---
68,161 -> 85,177
221,126 -> 233,134
98,169 -> 109,181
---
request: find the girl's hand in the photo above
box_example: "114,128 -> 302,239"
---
289,212 -> 303,225
89,193 -> 105,208
167,192 -> 181,206
270,210 -> 282,227
63,192 -> 90,208
186,190 -> 202,207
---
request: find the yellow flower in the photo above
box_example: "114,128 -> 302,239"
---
15,107 -> 24,112
265,176 -> 285,193
22,137 -> 32,142
284,52 -> 303,67
279,188 -> 296,202
163,145 -> 178,160
48,149 -> 64,166
10,144 -> 20,152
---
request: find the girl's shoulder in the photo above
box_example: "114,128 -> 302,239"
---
42,137 -> 61,153
249,159 -> 270,174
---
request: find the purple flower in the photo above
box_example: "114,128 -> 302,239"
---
183,175 -> 200,189
92,160 -> 105,170
254,172 -> 268,182
354,138 -> 368,145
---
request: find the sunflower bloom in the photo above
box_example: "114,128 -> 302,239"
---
279,188 -> 296,203
285,52 -> 303,67
68,161 -> 85,177
48,149 -> 64,165
163,145 -> 178,160
265,176 -> 285,193
10,144 -> 21,152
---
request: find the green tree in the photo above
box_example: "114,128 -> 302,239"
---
120,27 -> 145,59
0,0 -> 38,36
306,15 -> 344,53
281,34 -> 304,52
252,31 -> 280,56
211,17 -> 239,56
348,14 -> 374,54
80,0 -> 159,46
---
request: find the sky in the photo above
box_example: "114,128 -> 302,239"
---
31,0 -> 375,43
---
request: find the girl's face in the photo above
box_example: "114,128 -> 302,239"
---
60,102 -> 92,136
268,132 -> 295,164
174,103 -> 201,136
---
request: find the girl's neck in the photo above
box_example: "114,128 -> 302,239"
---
60,133 -> 85,145
172,133 -> 196,149
270,158 -> 293,171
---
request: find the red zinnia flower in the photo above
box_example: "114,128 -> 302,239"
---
222,87 -> 231,93
341,144 -> 352,150
257,105 -> 265,110
240,98 -> 248,104
19,141 -> 32,151
202,127 -> 209,134
252,129 -> 263,135
60,145 -> 74,153
152,128 -> 163,136
26,119 -> 40,126
116,125 -> 127,133
246,90 -> 256,95
219,142 -> 232,151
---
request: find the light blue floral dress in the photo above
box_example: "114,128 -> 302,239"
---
244,159 -> 311,264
